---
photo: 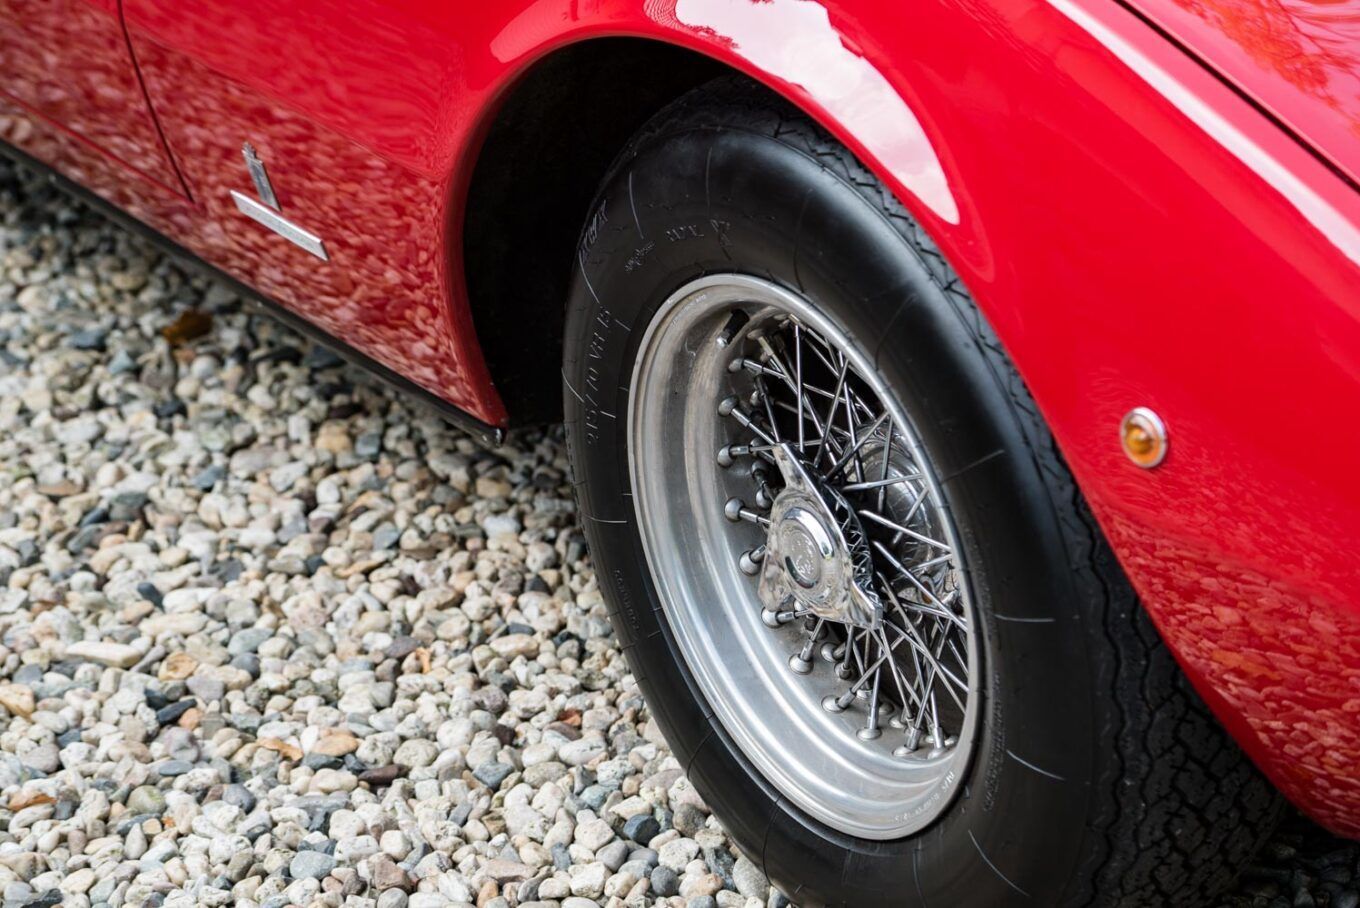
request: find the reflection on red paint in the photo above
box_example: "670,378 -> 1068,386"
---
1107,506 -> 1360,829
115,0 -> 505,423
0,0 -> 185,192
1129,0 -> 1360,184
1175,0 -> 1358,103
670,0 -> 959,222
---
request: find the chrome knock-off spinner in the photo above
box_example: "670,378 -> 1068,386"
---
759,443 -> 883,630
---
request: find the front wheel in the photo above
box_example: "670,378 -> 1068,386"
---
564,78 -> 1280,907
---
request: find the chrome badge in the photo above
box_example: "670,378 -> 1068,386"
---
230,142 -> 328,261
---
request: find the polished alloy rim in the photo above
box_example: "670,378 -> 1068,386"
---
628,275 -> 980,840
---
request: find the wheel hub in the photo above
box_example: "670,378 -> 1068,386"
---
759,443 -> 883,630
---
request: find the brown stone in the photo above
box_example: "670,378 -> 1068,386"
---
369,855 -> 412,892
158,652 -> 198,681
358,764 -> 403,787
315,423 -> 352,454
0,683 -> 35,718
311,731 -> 359,757
8,790 -> 54,810
257,737 -> 302,761
161,309 -> 213,345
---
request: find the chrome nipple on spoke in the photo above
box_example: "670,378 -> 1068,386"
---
751,467 -> 774,509
717,397 -> 772,443
724,497 -> 769,526
740,546 -> 766,576
828,689 -> 857,712
761,607 -> 797,628
789,631 -> 820,675
894,727 -> 923,758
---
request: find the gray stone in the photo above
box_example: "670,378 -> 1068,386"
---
186,676 -> 226,702
673,802 -> 707,838
108,491 -> 148,520
393,738 -> 438,769
597,840 -> 629,872
222,784 -> 256,813
376,891 -> 408,908
191,465 -> 225,491
127,786 -> 167,816
733,856 -> 769,901
622,813 -> 660,845
155,759 -> 193,777
288,850 -> 336,880
473,761 -> 514,789
650,866 -> 680,898
20,743 -> 59,774
228,627 -> 273,655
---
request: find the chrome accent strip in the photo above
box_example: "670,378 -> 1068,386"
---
1047,0 -> 1360,267
231,190 -> 328,261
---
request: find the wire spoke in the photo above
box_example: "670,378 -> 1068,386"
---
839,473 -> 922,492
756,337 -> 837,451
812,355 -> 850,471
794,322 -> 805,452
861,509 -> 952,552
824,410 -> 890,478
872,541 -> 966,630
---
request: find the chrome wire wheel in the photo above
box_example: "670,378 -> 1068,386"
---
628,274 -> 980,840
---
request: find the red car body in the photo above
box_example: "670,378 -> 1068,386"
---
3,0 -> 1359,836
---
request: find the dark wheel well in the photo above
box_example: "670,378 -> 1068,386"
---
461,39 -> 725,425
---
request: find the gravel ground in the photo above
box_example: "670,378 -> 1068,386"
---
0,159 -> 1355,908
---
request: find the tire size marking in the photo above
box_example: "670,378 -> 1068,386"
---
663,219 -> 732,248
581,200 -> 609,253
665,223 -> 705,242
892,769 -> 956,824
581,301 -> 623,449
576,204 -> 626,449
624,241 -> 655,273
711,218 -> 733,254
612,566 -> 646,640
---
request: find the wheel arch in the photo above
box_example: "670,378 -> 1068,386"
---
458,18 -> 983,427
460,39 -> 726,426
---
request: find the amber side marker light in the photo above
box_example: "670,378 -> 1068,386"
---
1121,407 -> 1168,468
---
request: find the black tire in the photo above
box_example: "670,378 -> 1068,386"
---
563,78 -> 1281,907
